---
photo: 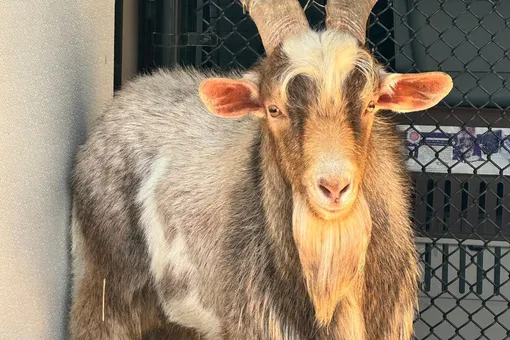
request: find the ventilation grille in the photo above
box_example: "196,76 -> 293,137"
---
412,174 -> 510,241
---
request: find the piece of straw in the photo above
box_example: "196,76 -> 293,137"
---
102,278 -> 106,322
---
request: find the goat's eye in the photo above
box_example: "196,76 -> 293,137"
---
366,101 -> 376,114
268,105 -> 282,118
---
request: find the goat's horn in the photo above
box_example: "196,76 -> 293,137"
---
325,0 -> 376,44
241,0 -> 309,55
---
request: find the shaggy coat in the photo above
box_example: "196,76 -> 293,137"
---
70,26 -> 451,339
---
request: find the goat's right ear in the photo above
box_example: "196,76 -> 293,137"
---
199,78 -> 264,118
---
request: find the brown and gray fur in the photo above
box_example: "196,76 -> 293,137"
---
70,3 -> 424,340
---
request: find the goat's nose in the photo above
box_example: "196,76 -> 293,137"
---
317,177 -> 351,204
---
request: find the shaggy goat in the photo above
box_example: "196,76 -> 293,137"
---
70,0 -> 453,339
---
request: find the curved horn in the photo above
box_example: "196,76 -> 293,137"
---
241,0 -> 309,55
325,0 -> 376,44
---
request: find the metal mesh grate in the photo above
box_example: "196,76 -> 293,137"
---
140,1 -> 510,338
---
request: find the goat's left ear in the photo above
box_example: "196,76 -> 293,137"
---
199,78 -> 263,118
376,72 -> 453,113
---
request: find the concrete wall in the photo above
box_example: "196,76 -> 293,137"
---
0,1 -> 114,339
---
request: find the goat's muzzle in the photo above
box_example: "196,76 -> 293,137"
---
305,160 -> 358,220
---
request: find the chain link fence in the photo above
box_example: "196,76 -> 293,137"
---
139,1 -> 510,338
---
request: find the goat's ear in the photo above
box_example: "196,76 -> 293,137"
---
199,78 -> 264,117
376,72 -> 453,113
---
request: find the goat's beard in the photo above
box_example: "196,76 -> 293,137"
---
292,192 -> 372,335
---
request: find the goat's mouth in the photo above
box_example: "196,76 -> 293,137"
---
304,185 -> 358,221
311,203 -> 355,221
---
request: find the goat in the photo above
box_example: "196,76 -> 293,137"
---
69,0 -> 453,339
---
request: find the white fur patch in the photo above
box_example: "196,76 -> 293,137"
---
137,158 -> 196,280
167,233 -> 193,276
281,30 -> 378,102
283,30 -> 358,65
379,71 -> 400,96
136,157 -> 171,282
281,30 -> 359,85
242,71 -> 261,86
164,291 -> 222,340
137,158 -> 221,338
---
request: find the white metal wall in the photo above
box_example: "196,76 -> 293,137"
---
0,1 -> 114,338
